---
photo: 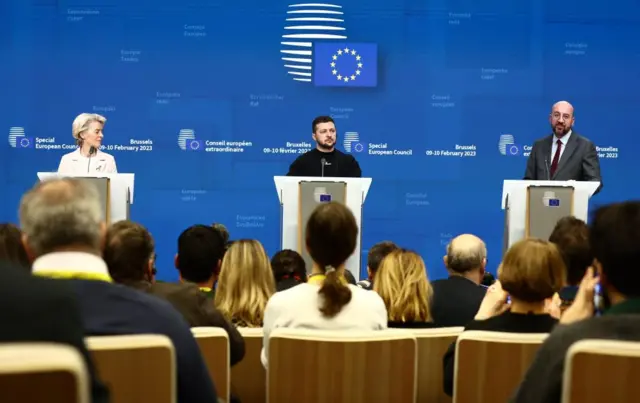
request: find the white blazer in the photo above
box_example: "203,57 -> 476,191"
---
57,148 -> 118,175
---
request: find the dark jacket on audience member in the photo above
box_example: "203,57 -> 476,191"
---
442,311 -> 558,396
511,299 -> 640,403
431,276 -> 487,327
129,280 -> 245,366
0,262 -> 110,403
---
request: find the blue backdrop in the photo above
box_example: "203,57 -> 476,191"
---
0,0 -> 634,281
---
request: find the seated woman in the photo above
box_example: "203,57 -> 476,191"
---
374,249 -> 436,328
214,239 -> 275,327
271,249 -> 307,292
261,202 -> 388,367
0,223 -> 30,271
442,238 -> 565,396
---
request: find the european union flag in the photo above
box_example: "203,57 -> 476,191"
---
16,137 -> 33,148
185,139 -> 204,151
319,194 -> 332,202
314,43 -> 377,87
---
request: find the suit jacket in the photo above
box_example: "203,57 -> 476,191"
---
430,276 -> 487,328
0,262 -> 109,403
128,280 -> 246,366
58,148 -> 117,174
524,132 -> 602,193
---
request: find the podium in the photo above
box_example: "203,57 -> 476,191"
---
37,173 -> 135,223
501,180 -> 600,253
274,176 -> 372,281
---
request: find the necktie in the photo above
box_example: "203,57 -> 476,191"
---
549,139 -> 562,178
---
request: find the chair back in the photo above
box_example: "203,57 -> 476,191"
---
192,327 -> 230,402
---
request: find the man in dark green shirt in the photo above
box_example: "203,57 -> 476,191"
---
512,201 -> 640,403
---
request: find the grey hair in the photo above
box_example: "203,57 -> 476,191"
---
72,113 -> 106,146
446,238 -> 487,273
19,178 -> 103,256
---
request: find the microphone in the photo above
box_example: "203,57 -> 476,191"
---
544,158 -> 550,180
87,146 -> 96,173
320,157 -> 326,177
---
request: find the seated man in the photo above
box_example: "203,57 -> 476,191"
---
19,178 -> 217,403
0,260 -> 109,403
176,225 -> 224,298
356,241 -> 399,290
104,220 -> 245,366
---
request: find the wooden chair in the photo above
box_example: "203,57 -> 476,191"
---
230,327 -> 266,403
562,339 -> 640,403
0,343 -> 89,403
86,334 -> 175,403
454,331 -> 548,403
413,327 -> 464,403
267,328 -> 418,403
192,327 -> 230,402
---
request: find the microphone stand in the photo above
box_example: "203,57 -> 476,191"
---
86,146 -> 96,173
321,158 -> 326,177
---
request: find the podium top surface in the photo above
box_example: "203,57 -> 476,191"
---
274,176 -> 372,204
501,179 -> 600,209
37,172 -> 136,202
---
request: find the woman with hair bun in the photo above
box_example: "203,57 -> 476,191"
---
260,202 -> 387,367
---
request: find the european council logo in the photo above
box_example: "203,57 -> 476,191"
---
178,129 -> 203,151
8,127 -> 33,148
281,3 -> 377,87
498,134 -> 519,156
343,131 -> 364,153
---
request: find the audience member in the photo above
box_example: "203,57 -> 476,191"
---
0,260 -> 109,403
261,202 -> 387,367
548,216 -> 593,312
481,272 -> 496,287
20,178 -> 218,403
512,201 -> 640,403
104,220 -> 245,365
0,223 -> 30,270
176,224 -> 225,298
374,249 -> 436,328
356,241 -> 398,290
215,239 -> 275,327
271,249 -> 307,291
431,234 -> 488,327
443,238 -> 564,396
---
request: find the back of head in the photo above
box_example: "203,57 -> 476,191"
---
446,234 -> 486,274
500,238 -> 565,302
104,221 -> 155,284
211,223 -> 230,244
548,216 -> 592,285
19,178 -> 103,257
374,249 -> 433,322
367,241 -> 399,276
590,201 -> 640,297
177,225 -> 225,283
305,202 -> 358,317
271,249 -> 306,282
215,239 -> 275,326
0,223 -> 30,271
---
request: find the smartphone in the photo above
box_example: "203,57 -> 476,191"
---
594,282 -> 604,316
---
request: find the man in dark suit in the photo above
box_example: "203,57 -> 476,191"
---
524,101 -> 602,193
431,234 -> 487,327
0,261 -> 109,403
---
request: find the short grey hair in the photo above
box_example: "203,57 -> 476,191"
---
72,113 -> 106,145
19,178 -> 103,256
446,235 -> 487,273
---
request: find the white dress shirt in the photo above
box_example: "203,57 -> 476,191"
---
57,148 -> 117,175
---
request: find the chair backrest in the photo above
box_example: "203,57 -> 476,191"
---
454,331 -> 548,403
230,327 -> 266,403
267,328 -> 417,403
562,339 -> 640,403
86,334 -> 175,403
0,343 -> 89,403
192,327 -> 230,402
413,327 -> 464,403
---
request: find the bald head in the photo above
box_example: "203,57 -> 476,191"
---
550,100 -> 575,137
445,234 -> 487,274
19,178 -> 104,257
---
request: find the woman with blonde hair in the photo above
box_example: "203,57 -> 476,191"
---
214,239 -> 275,327
374,249 -> 436,328
442,238 -> 565,396
57,113 -> 117,174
